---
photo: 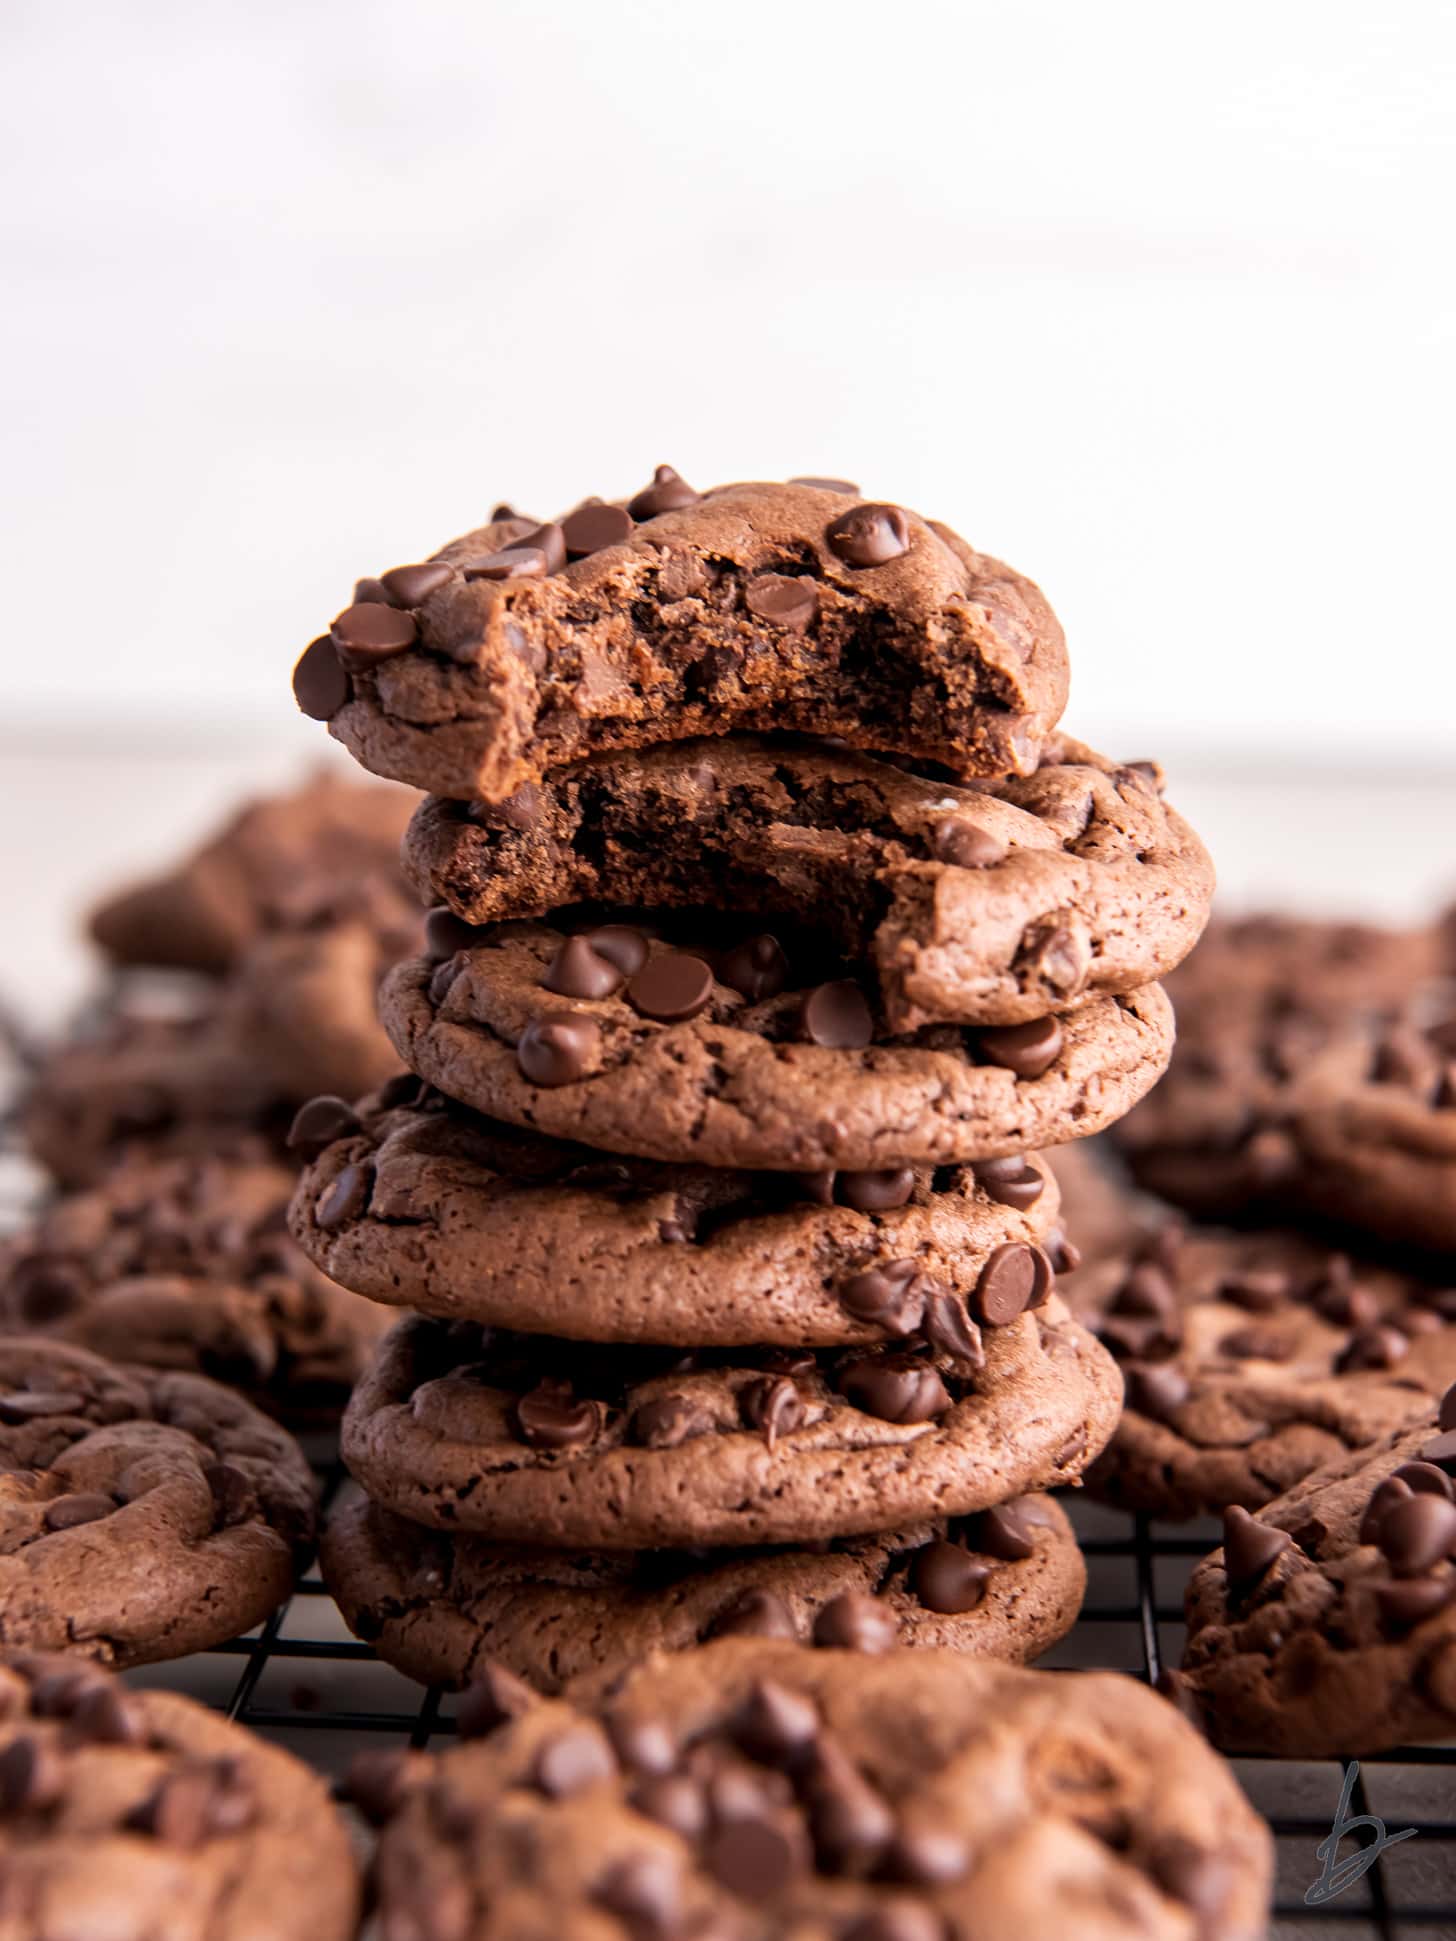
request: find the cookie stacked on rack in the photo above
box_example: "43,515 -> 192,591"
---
287,472 -> 1214,1691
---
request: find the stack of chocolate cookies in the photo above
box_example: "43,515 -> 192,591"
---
286,473 -> 1215,1692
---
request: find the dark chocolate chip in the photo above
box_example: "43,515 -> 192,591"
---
562,502 -> 633,557
457,1660 -> 535,1739
206,1462 -> 254,1527
1422,1429 -> 1456,1475
428,954 -> 464,1007
811,1590 -> 898,1653
632,1772 -> 709,1840
1111,1263 -> 1178,1320
1378,1494 -> 1456,1576
1220,1325 -> 1296,1362
972,1244 -> 1051,1326
353,577 -> 388,604
910,1540 -> 989,1614
515,1380 -> 599,1451
839,1358 -> 950,1424
0,1736 -> 63,1814
292,637 -> 348,720
628,465 -> 700,520
972,1157 -> 1043,1209
533,1725 -> 616,1798
920,1289 -> 985,1370
1126,1361 -> 1190,1421
1147,1836 -> 1233,1921
707,1589 -> 799,1642
606,1713 -> 676,1777
424,908 -> 484,960
733,1679 -> 820,1768
630,1396 -> 712,1449
71,1683 -> 141,1745
805,1737 -> 895,1873
837,1168 -> 915,1213
1372,1574 -> 1456,1631
0,1390 -> 86,1422
744,573 -> 818,631
1335,1324 -> 1408,1373
329,602 -> 418,670
515,523 -> 567,574
977,1016 -> 1064,1079
129,1762 -> 255,1847
517,1013 -> 601,1086
718,934 -> 789,1002
825,503 -> 911,567
1393,1461 -> 1456,1501
42,1491 -> 114,1531
800,980 -> 873,1049
592,1851 -> 682,1937
1361,1477 -> 1413,1546
585,924 -> 651,977
286,1094 -> 361,1156
314,1162 -> 372,1230
790,476 -> 859,494
627,952 -> 715,1023
960,1501 -> 1037,1562
543,935 -> 625,1000
881,1824 -> 970,1886
740,1375 -> 805,1448
933,818 -> 1007,869
379,561 -> 453,606
344,1747 -> 415,1826
703,1810 -> 807,1900
1221,1505 -> 1293,1591
462,546 -> 550,581
838,1260 -> 927,1337
1218,1270 -> 1289,1312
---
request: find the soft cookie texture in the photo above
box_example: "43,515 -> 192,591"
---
1065,1217 -> 1456,1520
0,1653 -> 359,1940
404,734 -> 1212,1030
296,477 -> 1070,799
354,1639 -> 1273,1941
0,1151 -> 388,1419
1172,1400 -> 1456,1755
341,1309 -> 1122,1550
0,1339 -> 315,1666
379,927 -> 1175,1171
287,1082 -> 1067,1348
321,1484 -> 1085,1691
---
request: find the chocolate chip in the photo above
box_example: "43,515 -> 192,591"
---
1221,1505 -> 1293,1591
379,561 -> 453,606
1422,1429 -> 1456,1475
1219,1270 -> 1289,1313
592,1851 -> 682,1937
791,476 -> 859,494
329,602 -> 418,670
353,576 -> 387,604
314,1161 -> 372,1230
1393,1461 -> 1456,1501
805,1738 -> 895,1873
1378,1494 -> 1456,1576
628,465 -> 700,519
708,1589 -> 799,1642
1147,1837 -> 1232,1921
493,783 -> 543,830
838,1261 -> 927,1337
585,924 -> 651,977
515,1380 -> 599,1450
515,523 -> 567,574
704,1810 -> 808,1900
632,1772 -> 709,1840
744,572 -> 818,631
462,547 -> 548,581
517,1012 -> 601,1086
839,1357 -> 950,1424
733,1679 -> 820,1768
972,1244 -> 1051,1326
920,1288 -> 985,1370
71,1683 -> 141,1745
740,1375 -> 805,1448
543,935 -> 625,1000
811,1590 -> 898,1653
842,1903 -> 943,1941
1335,1324 -> 1408,1373
428,954 -> 465,1006
8,1260 -> 85,1326
344,1747 -> 415,1826
292,637 -> 348,719
286,1094 -> 362,1156
562,501 -> 633,557
718,933 -> 789,1002
606,1713 -> 676,1777
206,1462 -> 254,1526
1361,1477 -> 1413,1546
42,1491 -> 114,1531
910,1539 -> 989,1614
129,1762 -> 254,1847
1372,1574 -> 1456,1631
825,503 -> 911,567
533,1725 -> 616,1798
0,1736 -> 62,1814
1220,1325 -> 1296,1362
457,1660 -> 535,1739
881,1824 -> 969,1886
933,818 -> 1007,869
972,1157 -> 1043,1209
422,908 -> 483,960
627,952 -> 715,1022
1126,1362 -> 1190,1421
837,1168 -> 915,1213
800,980 -> 873,1049
630,1396 -> 711,1448
960,1501 -> 1036,1562
977,1016 -> 1064,1079
0,1390 -> 85,1422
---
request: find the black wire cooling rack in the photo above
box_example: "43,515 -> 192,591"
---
2,1008 -> 1453,1940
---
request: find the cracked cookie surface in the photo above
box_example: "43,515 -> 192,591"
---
296,477 -> 1070,799
404,733 -> 1212,1031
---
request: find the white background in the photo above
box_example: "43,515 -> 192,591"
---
2,0 -> 1453,768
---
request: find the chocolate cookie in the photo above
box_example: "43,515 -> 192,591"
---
379,927 -> 1175,1171
0,1339 -> 315,1666
404,734 -> 1212,1031
1,1152 -> 388,1418
322,1485 -> 1085,1692
1066,1217 -> 1456,1520
352,1638 -> 1272,1941
287,1082 -> 1065,1349
1171,1394 -> 1456,1754
0,1652 -> 359,1939
90,769 -> 413,974
295,477 -> 1070,800
341,1308 -> 1121,1550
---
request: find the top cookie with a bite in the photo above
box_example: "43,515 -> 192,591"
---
293,474 -> 1069,800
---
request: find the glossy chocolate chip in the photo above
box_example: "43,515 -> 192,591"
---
0,1737 -> 63,1814
628,465 -> 700,519
704,1809 -> 808,1900
837,1168 -> 914,1212
740,1375 -> 805,1448
286,1094 -> 362,1156
630,1396 -> 712,1449
517,1013 -> 601,1086
1221,1505 -> 1293,1591
1126,1362 -> 1191,1421
424,907 -> 484,960
800,980 -> 873,1049
592,1852 -> 682,1936
1361,1477 -> 1413,1546
1112,1262 -> 1178,1319
977,1016 -> 1064,1079
543,935 -> 625,1000
910,1540 -> 989,1614
972,1157 -> 1043,1209
292,637 -> 348,719
1378,1494 -> 1456,1576
933,818 -> 1007,869
920,1289 -> 985,1370
457,1661 -> 536,1739
1422,1429 -> 1456,1475
707,1589 -> 799,1642
1218,1270 -> 1289,1313
805,1738 -> 895,1874
826,503 -> 911,567
1439,1381 -> 1456,1432
838,1261 -> 926,1337
562,501 -> 633,557
462,547 -> 547,581
960,1501 -> 1037,1562
633,1772 -> 709,1840
627,952 -> 715,1022
329,602 -> 418,670
314,1162 -> 372,1230
839,1358 -> 950,1424
379,561 -> 453,606
812,1590 -> 898,1653
1335,1324 -> 1408,1373
514,1380 -> 599,1450
881,1824 -> 970,1886
1373,1574 -> 1456,1631
972,1244 -> 1051,1326
1393,1461 -> 1456,1501
533,1725 -> 616,1798
718,933 -> 789,1001
745,572 -> 819,631
515,523 -> 567,574
605,1713 -> 676,1777
585,924 -> 651,977
733,1679 -> 820,1768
